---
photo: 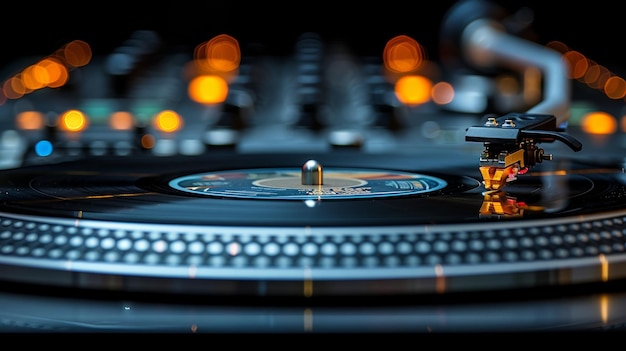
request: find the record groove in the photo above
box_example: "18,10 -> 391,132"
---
0,152 -> 625,295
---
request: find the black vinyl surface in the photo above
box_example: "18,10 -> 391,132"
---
0,151 -> 624,226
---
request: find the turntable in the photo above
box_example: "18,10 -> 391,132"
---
1,0 -> 626,334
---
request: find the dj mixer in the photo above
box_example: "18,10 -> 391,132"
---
1,0 -> 626,335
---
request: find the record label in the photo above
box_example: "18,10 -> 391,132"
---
168,167 -> 448,200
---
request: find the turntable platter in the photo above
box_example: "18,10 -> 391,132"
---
0,151 -> 625,297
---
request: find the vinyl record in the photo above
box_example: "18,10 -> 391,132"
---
1,150 -> 626,297
0,150 -> 624,227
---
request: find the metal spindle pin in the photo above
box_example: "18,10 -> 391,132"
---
302,159 -> 323,185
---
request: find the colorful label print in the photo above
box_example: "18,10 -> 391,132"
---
169,168 -> 447,200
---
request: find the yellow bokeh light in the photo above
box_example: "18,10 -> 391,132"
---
59,110 -> 88,132
154,110 -> 183,133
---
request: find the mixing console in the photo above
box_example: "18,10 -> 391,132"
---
1,27 -> 624,166
0,34 -> 459,164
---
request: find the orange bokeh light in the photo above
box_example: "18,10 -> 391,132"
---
109,111 -> 136,130
195,34 -> 241,73
188,75 -> 229,104
383,35 -> 426,73
16,111 -> 46,130
394,75 -> 432,105
581,111 -> 617,135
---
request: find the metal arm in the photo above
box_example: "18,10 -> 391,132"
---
461,18 -> 572,126
447,1 -> 583,190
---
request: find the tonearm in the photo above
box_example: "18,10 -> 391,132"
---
443,0 -> 583,190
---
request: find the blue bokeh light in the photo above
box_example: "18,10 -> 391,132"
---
34,140 -> 53,157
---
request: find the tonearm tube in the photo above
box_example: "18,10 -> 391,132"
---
444,0 -> 583,190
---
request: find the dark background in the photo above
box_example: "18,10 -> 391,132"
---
1,0 -> 623,70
